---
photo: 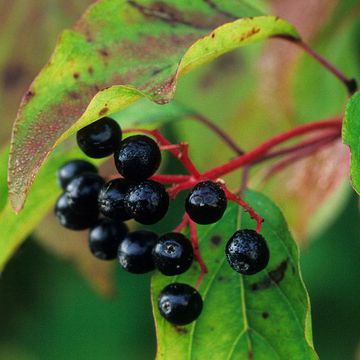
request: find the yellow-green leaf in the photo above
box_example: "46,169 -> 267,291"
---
9,0 -> 300,212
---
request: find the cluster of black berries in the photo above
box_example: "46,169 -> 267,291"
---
54,117 -> 270,326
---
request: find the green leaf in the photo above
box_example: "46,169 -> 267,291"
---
9,0 -> 300,212
152,191 -> 317,359
0,99 -> 189,272
343,91 -> 360,194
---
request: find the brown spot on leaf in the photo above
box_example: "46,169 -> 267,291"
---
239,27 -> 260,42
262,311 -> 269,319
174,326 -> 188,334
99,107 -> 109,116
211,32 -> 215,38
88,66 -> 94,75
251,259 -> 288,291
248,351 -> 254,360
24,90 -> 35,101
73,72 -> 80,79
69,91 -> 80,100
2,63 -> 26,89
211,235 -> 222,246
99,48 -> 110,57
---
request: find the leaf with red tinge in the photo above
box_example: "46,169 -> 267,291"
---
8,0 -> 300,212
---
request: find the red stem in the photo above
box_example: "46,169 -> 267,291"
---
254,129 -> 340,164
202,118 -> 342,180
151,174 -> 191,184
222,186 -> 263,233
173,214 -> 189,233
187,215 -> 208,288
262,134 -> 339,181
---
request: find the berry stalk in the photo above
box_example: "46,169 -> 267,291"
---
201,118 -> 342,180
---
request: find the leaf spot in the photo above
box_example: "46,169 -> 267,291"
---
239,27 -> 260,42
73,72 -> 80,79
24,90 -> 35,100
251,259 -> 288,291
210,235 -> 222,246
262,311 -> 269,319
99,48 -> 110,57
88,66 -> 94,75
174,326 -> 188,334
99,107 -> 109,116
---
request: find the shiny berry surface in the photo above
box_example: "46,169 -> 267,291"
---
54,193 -> 98,230
77,117 -> 122,158
98,178 -> 132,221
114,135 -> 161,181
89,218 -> 128,260
57,159 -> 98,190
65,173 -> 104,213
225,229 -> 270,275
118,230 -> 158,274
153,233 -> 194,276
158,283 -> 203,325
185,181 -> 227,225
125,180 -> 169,225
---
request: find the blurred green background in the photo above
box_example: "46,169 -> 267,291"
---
0,0 -> 359,359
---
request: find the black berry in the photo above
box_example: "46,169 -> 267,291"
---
153,233 -> 194,276
185,181 -> 227,225
65,173 -> 104,213
118,230 -> 158,274
158,283 -> 203,325
89,218 -> 128,260
98,179 -> 132,221
57,159 -> 98,190
77,117 -> 122,158
125,180 -> 169,225
225,229 -> 270,275
114,135 -> 161,181
54,193 -> 98,230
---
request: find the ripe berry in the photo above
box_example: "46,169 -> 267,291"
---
185,181 -> 227,225
125,180 -> 169,225
225,229 -> 270,275
118,230 -> 158,274
98,179 -> 132,221
152,233 -> 194,276
89,218 -> 128,260
77,117 -> 122,158
54,193 -> 98,230
158,283 -> 203,325
114,135 -> 161,181
57,159 -> 98,190
65,173 -> 104,213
